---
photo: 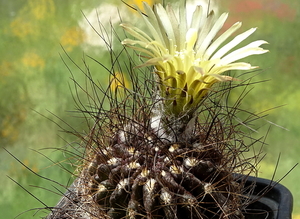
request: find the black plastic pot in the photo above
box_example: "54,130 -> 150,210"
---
239,175 -> 293,219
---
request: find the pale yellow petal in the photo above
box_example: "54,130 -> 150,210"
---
209,62 -> 254,75
197,13 -> 228,56
211,27 -> 257,60
218,41 -> 269,65
176,70 -> 187,89
209,74 -> 237,81
141,2 -> 167,46
154,4 -> 176,47
195,10 -> 216,51
203,22 -> 242,60
120,23 -> 152,43
190,5 -> 203,30
186,28 -> 198,51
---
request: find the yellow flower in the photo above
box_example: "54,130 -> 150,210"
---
28,0 -> 55,20
21,52 -> 45,71
121,2 -> 268,117
110,72 -> 131,94
60,27 -> 85,52
10,17 -> 35,38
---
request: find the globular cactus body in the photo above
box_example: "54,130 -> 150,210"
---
48,112 -> 248,219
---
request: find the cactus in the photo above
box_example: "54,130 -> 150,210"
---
46,1 -> 268,219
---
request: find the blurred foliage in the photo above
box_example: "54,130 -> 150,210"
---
0,0 -> 299,218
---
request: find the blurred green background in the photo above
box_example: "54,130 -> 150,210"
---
0,0 -> 299,218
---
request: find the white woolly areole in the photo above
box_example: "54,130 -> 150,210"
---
204,182 -> 213,194
118,130 -> 126,143
170,165 -> 182,174
98,184 -> 107,192
117,178 -> 130,190
160,188 -> 172,204
184,157 -> 199,167
107,157 -> 119,165
141,168 -> 149,178
145,178 -> 157,193
169,144 -> 180,153
128,161 -> 141,169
